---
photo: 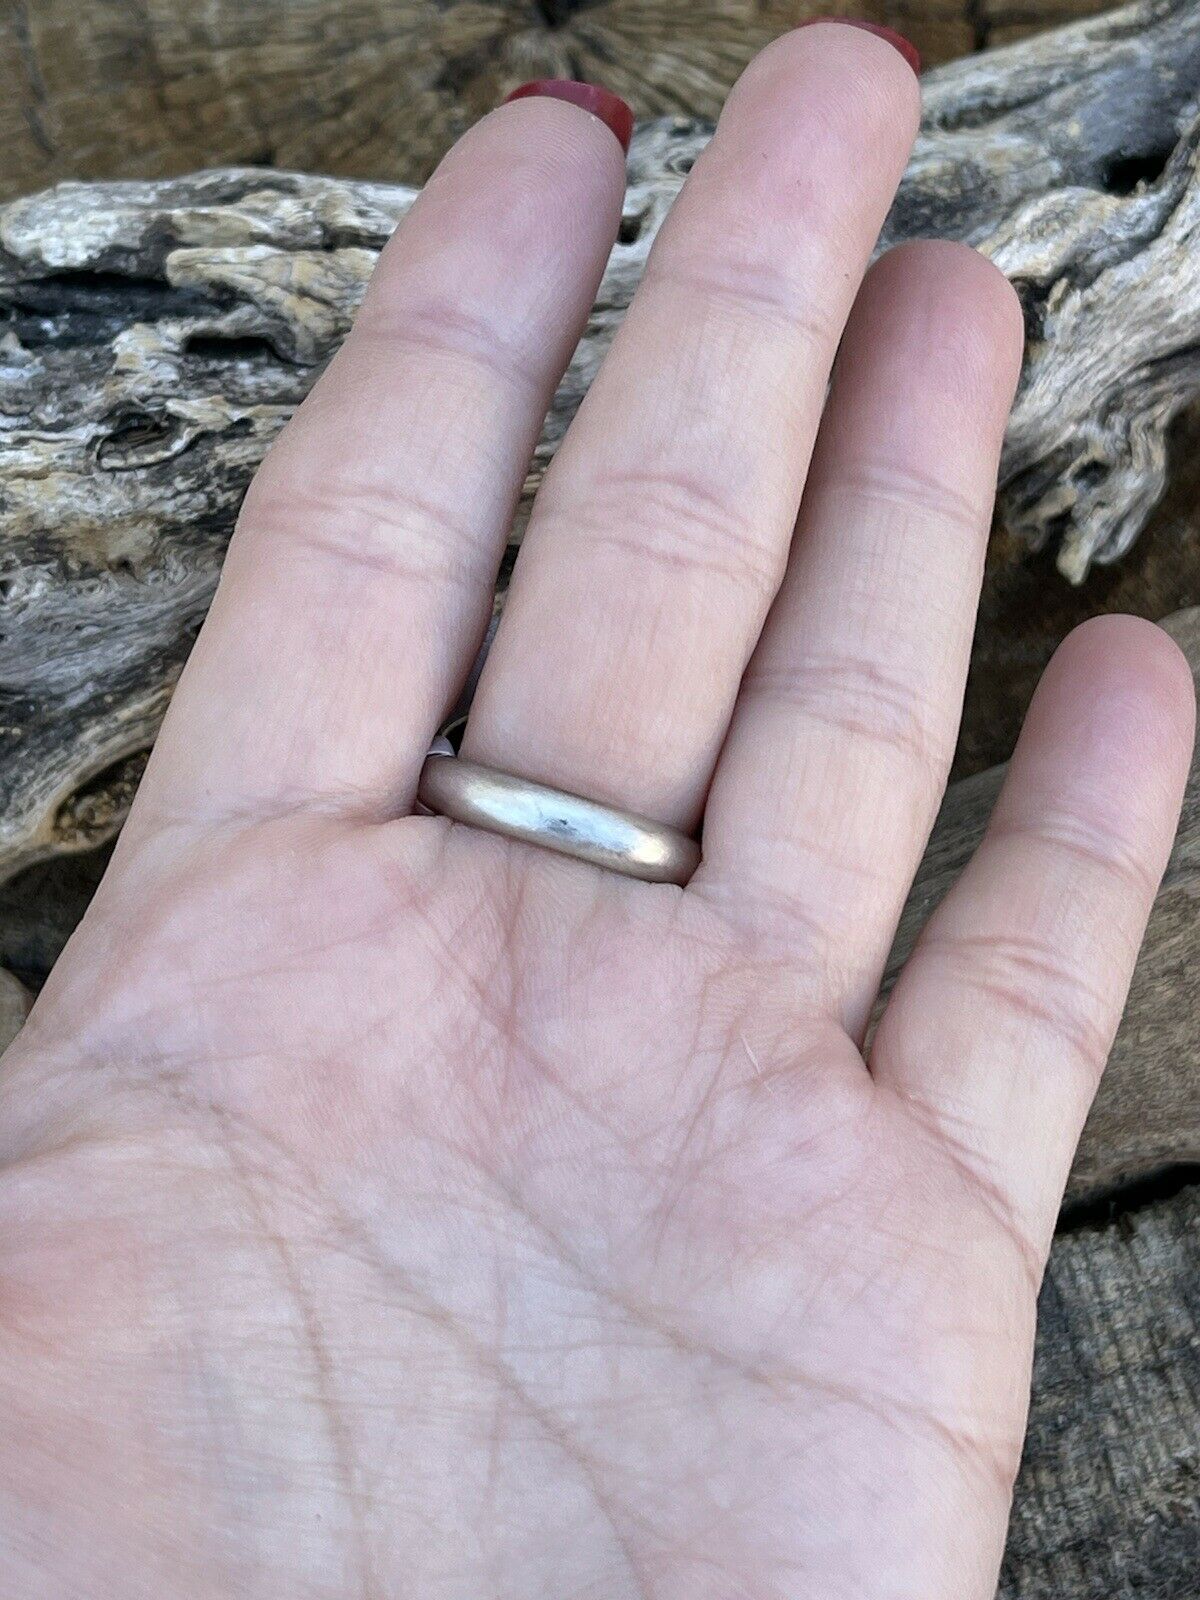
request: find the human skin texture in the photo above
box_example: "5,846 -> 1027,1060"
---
0,25 -> 1193,1600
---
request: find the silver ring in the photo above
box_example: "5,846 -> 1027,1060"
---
417,753 -> 700,886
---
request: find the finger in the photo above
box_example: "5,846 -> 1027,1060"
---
136,91 -> 627,824
462,24 -> 921,831
695,241 -> 1024,1036
872,616 -> 1194,1250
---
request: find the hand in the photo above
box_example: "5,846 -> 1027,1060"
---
1,26 -> 1191,1599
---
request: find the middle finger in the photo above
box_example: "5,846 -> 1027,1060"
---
463,24 -> 921,831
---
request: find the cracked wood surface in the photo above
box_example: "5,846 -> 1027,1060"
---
1002,1178 -> 1200,1599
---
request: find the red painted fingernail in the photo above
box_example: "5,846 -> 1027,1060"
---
798,17 -> 921,75
503,79 -> 634,154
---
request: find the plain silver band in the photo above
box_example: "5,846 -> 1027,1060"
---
417,754 -> 700,886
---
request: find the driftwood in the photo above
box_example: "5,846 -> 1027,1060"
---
4,0 -> 1200,892
0,0 -> 1124,206
1005,1178 -> 1199,1599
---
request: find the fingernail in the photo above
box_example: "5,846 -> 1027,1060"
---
798,17 -> 921,75
503,80 -> 635,154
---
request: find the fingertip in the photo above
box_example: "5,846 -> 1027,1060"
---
503,79 -> 634,157
1055,613 -> 1194,704
1054,613 -> 1196,773
797,18 -> 921,77
861,241 -> 1025,401
1002,613 -> 1197,872
830,239 -> 1024,454
733,16 -> 922,155
392,89 -> 628,311
786,17 -> 921,87
484,92 -> 630,200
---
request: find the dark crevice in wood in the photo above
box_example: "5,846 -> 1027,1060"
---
532,0 -> 604,28
183,332 -> 277,363
95,407 -> 184,470
1,273 -> 212,349
966,0 -> 992,51
1057,1163 -> 1200,1233
1103,144 -> 1175,193
617,208 -> 647,246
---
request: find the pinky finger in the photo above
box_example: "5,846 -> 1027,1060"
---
871,615 -> 1194,1250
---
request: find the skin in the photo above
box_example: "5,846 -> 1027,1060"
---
0,25 -> 1193,1600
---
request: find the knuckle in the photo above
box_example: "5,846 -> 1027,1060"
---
745,648 -> 954,794
241,471 -> 483,597
548,464 -> 784,603
353,292 -> 540,397
644,253 -> 837,346
999,811 -> 1162,908
926,927 -> 1115,1081
825,458 -> 991,543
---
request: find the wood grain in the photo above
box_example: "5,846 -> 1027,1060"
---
1003,1179 -> 1200,1598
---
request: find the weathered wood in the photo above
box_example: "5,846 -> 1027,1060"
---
0,1 -> 803,199
961,430 -> 1200,782
0,968 -> 29,1054
1003,1179 -> 1200,1599
11,1 -> 1199,796
0,848 -> 111,991
4,0 -> 1200,891
0,0 -> 1127,207
881,605 -> 1200,1206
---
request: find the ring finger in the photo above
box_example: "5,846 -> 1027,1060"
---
462,23 -> 921,831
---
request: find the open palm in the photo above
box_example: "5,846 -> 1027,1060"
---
1,28 -> 1191,1600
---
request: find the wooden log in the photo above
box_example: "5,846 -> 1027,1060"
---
1003,1178 -> 1200,1599
4,0 -> 1200,888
